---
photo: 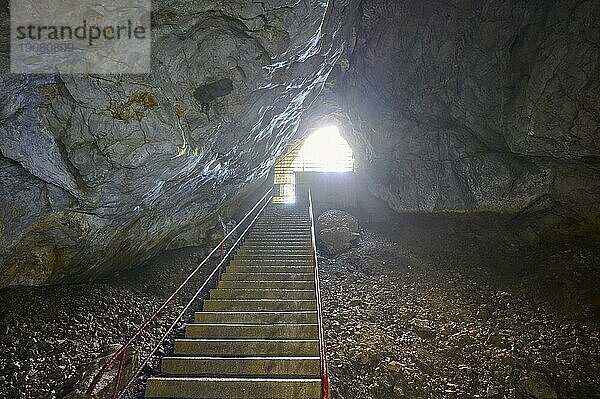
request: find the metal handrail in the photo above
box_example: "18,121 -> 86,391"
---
308,189 -> 330,399
86,187 -> 273,398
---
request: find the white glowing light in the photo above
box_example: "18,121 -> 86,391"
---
294,126 -> 354,172
273,126 -> 355,203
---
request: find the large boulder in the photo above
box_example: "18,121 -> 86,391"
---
317,210 -> 359,254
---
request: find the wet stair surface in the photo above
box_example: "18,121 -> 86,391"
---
145,204 -> 322,399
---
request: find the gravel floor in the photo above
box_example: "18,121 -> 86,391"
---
1,215 -> 598,399
321,219 -> 600,399
0,246 -> 218,399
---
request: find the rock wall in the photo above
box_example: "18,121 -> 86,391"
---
0,0 -> 347,287
1,0 -> 598,286
335,0 -> 600,237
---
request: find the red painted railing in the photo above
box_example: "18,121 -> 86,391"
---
85,188 -> 273,398
308,189 -> 330,399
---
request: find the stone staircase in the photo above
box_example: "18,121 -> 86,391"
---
145,204 -> 322,398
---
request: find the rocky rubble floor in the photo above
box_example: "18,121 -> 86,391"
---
0,246 -> 217,399
1,214 -> 598,399
321,223 -> 600,399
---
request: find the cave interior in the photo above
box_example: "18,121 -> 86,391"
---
0,0 -> 599,398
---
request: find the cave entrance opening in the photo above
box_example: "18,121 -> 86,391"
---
273,126 -> 355,203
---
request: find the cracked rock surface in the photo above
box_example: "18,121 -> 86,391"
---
334,0 -> 600,237
0,0 -> 346,287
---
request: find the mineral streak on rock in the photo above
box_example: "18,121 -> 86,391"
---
110,91 -> 159,122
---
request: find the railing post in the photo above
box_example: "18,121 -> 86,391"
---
308,189 -> 330,399
216,238 -> 225,288
111,351 -> 127,399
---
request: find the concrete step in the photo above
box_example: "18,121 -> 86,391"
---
160,356 -> 320,377
252,230 -> 310,233
209,289 -> 314,300
240,246 -> 312,251
253,224 -> 310,229
261,216 -> 310,220
145,376 -> 321,398
230,263 -> 313,270
218,280 -> 315,290
249,238 -> 310,242
234,254 -> 313,261
234,254 -> 313,260
241,241 -> 310,245
238,247 -> 312,252
251,233 -> 310,237
237,252 -> 313,258
243,243 -> 312,248
245,237 -> 311,241
252,224 -> 309,227
228,263 -> 313,269
244,239 -> 311,243
184,323 -> 318,339
261,214 -> 307,217
259,215 -> 307,218
232,259 -> 312,265
230,259 -> 313,267
174,339 -> 319,357
194,311 -> 318,324
234,255 -> 312,261
242,244 -> 311,248
237,248 -> 311,253
226,266 -> 313,274
251,230 -> 310,234
255,227 -> 309,230
258,214 -> 307,217
226,261 -> 313,272
259,219 -> 309,222
236,253 -> 312,259
241,243 -> 310,247
252,225 -> 310,229
240,242 -> 312,253
203,299 -> 316,311
254,220 -> 308,223
244,239 -> 311,245
257,214 -> 307,216
249,225 -> 310,228
254,221 -> 309,223
225,266 -> 313,275
221,273 -> 314,281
